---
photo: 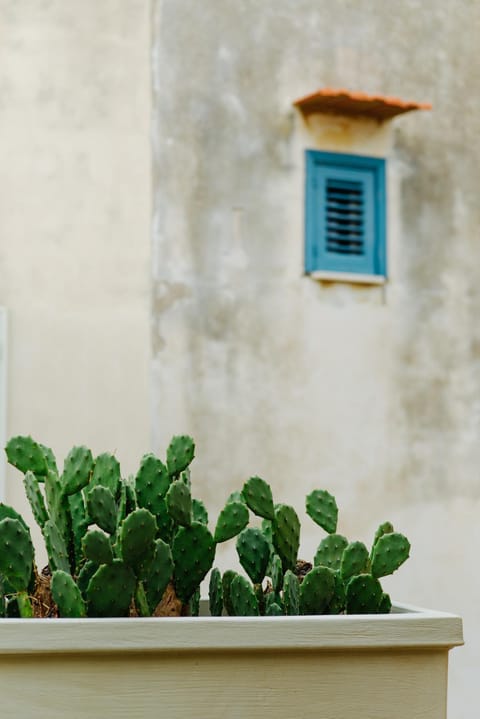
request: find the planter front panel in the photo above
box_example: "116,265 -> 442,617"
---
0,648 -> 448,719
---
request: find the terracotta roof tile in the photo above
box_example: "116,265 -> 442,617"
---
293,87 -> 431,121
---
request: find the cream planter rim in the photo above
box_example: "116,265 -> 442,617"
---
0,602 -> 463,654
0,603 -> 463,719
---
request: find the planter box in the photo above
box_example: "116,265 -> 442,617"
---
0,603 -> 462,719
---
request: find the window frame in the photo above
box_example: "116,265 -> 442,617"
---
305,150 -> 387,279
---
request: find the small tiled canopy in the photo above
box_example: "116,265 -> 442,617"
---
293,87 -> 431,121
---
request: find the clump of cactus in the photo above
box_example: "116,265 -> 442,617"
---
0,435 -> 410,618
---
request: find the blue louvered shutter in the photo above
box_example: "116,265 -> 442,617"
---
305,151 -> 386,276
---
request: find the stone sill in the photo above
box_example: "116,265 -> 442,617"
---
309,271 -> 386,286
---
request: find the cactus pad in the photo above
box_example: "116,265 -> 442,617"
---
242,476 -> 275,520
314,533 -> 348,571
166,435 -> 195,477
378,591 -> 392,614
192,498 -> 209,525
222,570 -> 239,616
208,567 -> 223,616
340,541 -> 370,580
273,504 -> 300,572
120,508 -> 157,573
42,519 -> 70,574
172,522 -> 215,602
214,500 -> 249,543
265,601 -> 283,616
82,529 -> 114,565
269,553 -> 283,594
230,575 -> 259,616
135,454 -> 170,516
306,489 -> 338,533
0,518 -> 34,591
283,569 -> 300,615
326,570 -> 346,614
299,565 -> 336,615
371,532 -> 410,578
5,435 -> 48,476
23,472 -> 48,529
166,479 -> 192,526
62,446 -> 94,495
51,570 -> 87,618
86,485 -> 117,535
236,528 -> 270,584
141,538 -> 173,612
345,573 -> 383,614
90,453 -> 121,497
86,560 -> 136,617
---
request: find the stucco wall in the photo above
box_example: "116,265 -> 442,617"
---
0,1 -> 151,543
152,1 -> 479,716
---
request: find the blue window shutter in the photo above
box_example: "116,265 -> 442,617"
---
305,151 -> 386,277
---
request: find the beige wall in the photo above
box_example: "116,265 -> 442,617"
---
0,1 -> 151,530
151,2 -> 479,716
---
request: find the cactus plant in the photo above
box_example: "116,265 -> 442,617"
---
1,433 -> 411,620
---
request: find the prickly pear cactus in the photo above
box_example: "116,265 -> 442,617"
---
314,534 -> 348,571
214,500 -> 249,543
306,489 -> 338,534
236,528 -> 270,584
2,432 -> 411,620
273,504 -> 300,572
242,476 -> 275,520
166,435 -> 195,478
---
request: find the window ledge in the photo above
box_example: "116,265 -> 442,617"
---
308,271 -> 386,285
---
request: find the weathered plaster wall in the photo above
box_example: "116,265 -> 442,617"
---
152,1 -> 479,716
0,1 -> 151,541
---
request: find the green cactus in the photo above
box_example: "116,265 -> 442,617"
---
226,490 -> 246,505
299,566 -> 336,615
314,533 -> 349,571
62,446 -> 94,496
166,479 -> 192,527
242,476 -> 275,520
230,575 -> 259,616
23,472 -> 49,529
86,560 -> 136,617
120,508 -> 157,574
192,498 -> 209,525
0,518 -> 34,593
42,519 -> 70,574
77,560 -> 98,598
306,489 -> 338,534
371,533 -> 410,578
326,570 -> 346,614
91,453 -> 121,497
214,500 -> 249,543
5,435 -> 48,477
273,504 -> 300,572
166,435 -> 195,477
0,503 -> 30,531
222,570 -> 239,616
51,570 -> 87,618
208,567 -> 223,617
172,522 -> 215,603
345,574 -> 384,614
283,569 -> 300,616
236,528 -> 270,585
269,553 -> 283,594
141,538 -> 173,613
82,529 -> 114,566
68,492 -> 89,571
189,587 -> 201,617
340,541 -> 370,580
135,454 -> 170,515
265,601 -> 283,616
86,485 -> 117,535
378,591 -> 392,614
